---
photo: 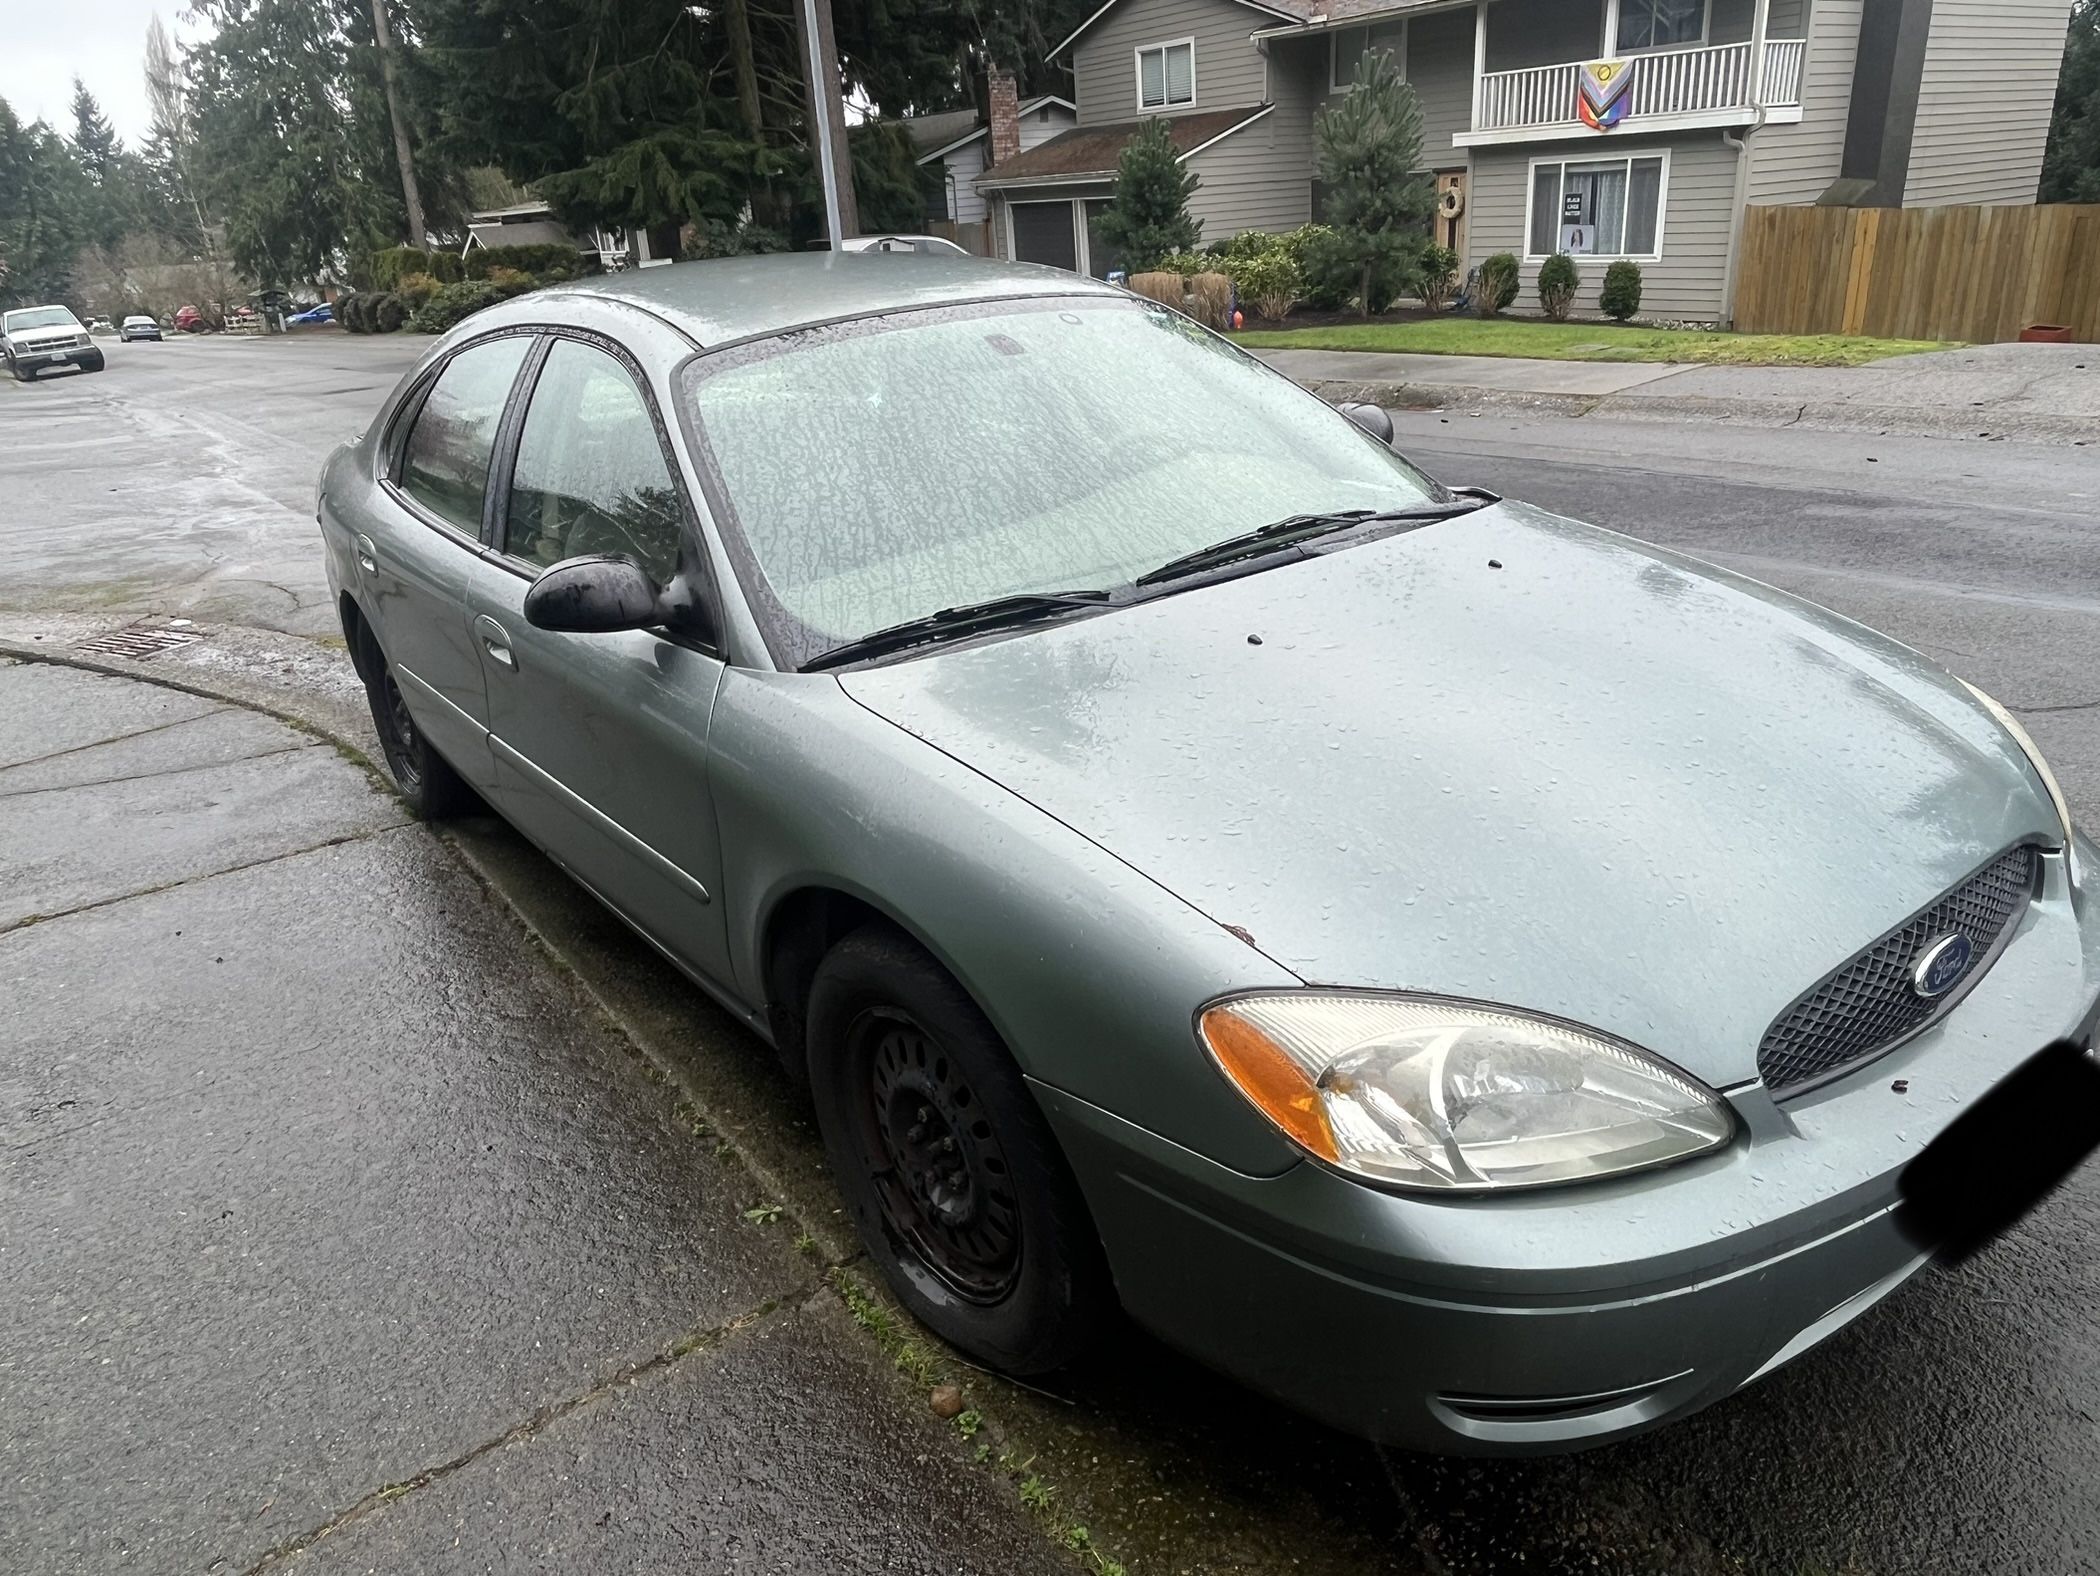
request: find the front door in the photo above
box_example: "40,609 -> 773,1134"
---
466,334 -> 733,987
1435,169 -> 1468,257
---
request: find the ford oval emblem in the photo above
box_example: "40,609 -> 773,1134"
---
1912,933 -> 1976,1000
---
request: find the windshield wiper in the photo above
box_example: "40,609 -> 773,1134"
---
1133,499 -> 1493,589
802,590 -> 1115,671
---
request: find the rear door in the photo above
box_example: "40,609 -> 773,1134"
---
463,331 -> 733,988
362,332 -> 533,783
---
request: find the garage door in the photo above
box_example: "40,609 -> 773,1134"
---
1010,201 -> 1077,271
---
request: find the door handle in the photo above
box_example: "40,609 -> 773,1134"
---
354,533 -> 378,574
474,614 -> 516,671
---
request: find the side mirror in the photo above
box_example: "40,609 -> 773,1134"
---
523,555 -> 664,633
1340,402 -> 1394,445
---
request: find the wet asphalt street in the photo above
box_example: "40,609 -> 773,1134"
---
3,333 -> 2099,1576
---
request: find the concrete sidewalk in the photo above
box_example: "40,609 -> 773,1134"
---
1255,341 -> 2100,444
0,656 -> 1067,1576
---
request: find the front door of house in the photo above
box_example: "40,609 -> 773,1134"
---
1435,169 -> 1468,257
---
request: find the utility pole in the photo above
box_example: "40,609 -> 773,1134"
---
795,0 -> 857,247
368,0 -> 428,247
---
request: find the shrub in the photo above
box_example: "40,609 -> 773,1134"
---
369,246 -> 462,290
681,219 -> 791,259
1156,251 -> 1208,277
409,280 -> 505,334
1417,243 -> 1459,312
1601,260 -> 1644,321
1302,226 -> 1412,314
1186,272 -> 1234,329
464,242 -> 589,280
394,271 -> 442,310
1475,251 -> 1520,317
335,291 -> 368,333
1224,249 -> 1302,320
370,292 -> 408,333
1537,252 -> 1581,321
1125,271 -> 1185,310
482,265 -> 537,298
1216,229 -> 1283,262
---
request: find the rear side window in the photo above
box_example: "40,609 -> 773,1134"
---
398,336 -> 530,535
505,339 -> 683,584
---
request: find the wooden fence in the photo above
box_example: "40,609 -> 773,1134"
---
1733,204 -> 2100,343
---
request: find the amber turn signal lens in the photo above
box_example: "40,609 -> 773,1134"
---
1200,1007 -> 1340,1161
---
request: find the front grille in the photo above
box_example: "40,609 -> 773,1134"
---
1757,845 -> 2039,1094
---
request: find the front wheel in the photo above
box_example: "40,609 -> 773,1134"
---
807,925 -> 1111,1375
356,626 -> 475,820
82,352 -> 105,373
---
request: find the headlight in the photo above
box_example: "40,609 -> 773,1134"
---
1200,994 -> 1734,1192
1964,681 -> 2080,889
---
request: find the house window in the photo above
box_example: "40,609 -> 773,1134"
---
1137,40 -> 1195,110
1616,0 -> 1708,51
1527,154 -> 1667,259
1330,20 -> 1406,91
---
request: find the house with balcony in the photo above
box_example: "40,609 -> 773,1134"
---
975,0 -> 2076,322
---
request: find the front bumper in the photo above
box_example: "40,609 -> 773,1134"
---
1040,841 -> 2100,1454
12,342 -> 99,369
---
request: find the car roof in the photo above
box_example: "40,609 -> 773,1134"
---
527,253 -> 1125,348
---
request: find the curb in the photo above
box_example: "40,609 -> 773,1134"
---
1297,376 -> 2094,446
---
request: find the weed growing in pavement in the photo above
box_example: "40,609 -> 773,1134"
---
740,1203 -> 784,1226
953,1408 -> 982,1439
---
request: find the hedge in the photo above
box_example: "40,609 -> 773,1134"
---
368,246 -> 463,290
463,243 -> 590,281
409,280 -> 506,334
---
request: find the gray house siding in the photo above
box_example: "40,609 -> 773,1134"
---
1484,0 -> 1601,72
1186,112 -> 1318,237
1746,0 -> 1862,204
1469,133 -> 1743,320
1904,0 -> 2074,205
1409,9 -> 1479,166
1070,0 -> 1269,126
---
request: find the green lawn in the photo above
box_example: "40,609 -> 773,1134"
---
1230,318 -> 1953,367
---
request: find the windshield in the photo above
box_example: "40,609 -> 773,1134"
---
5,307 -> 81,332
680,296 -> 1442,668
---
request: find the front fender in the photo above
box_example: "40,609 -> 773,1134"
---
708,666 -> 1303,1177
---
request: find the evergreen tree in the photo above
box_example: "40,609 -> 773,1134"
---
1314,49 -> 1432,318
2043,0 -> 2099,202
0,98 -> 88,307
70,79 -> 136,255
1094,118 -> 1200,273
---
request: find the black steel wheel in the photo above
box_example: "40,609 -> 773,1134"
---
355,623 -> 475,820
808,924 -> 1111,1375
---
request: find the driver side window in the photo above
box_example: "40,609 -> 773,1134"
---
505,339 -> 685,585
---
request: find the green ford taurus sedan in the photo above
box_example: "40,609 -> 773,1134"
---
318,255 -> 2100,1453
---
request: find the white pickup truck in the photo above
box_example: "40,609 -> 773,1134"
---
2,304 -> 105,381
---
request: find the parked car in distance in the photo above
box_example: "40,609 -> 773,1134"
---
173,305 -> 214,333
2,305 -> 105,379
286,303 -> 335,327
119,314 -> 164,342
86,315 -> 115,333
317,255 -> 2100,1456
819,234 -> 971,256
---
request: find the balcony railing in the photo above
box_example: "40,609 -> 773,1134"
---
1475,38 -> 1806,133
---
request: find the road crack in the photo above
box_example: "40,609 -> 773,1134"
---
235,1291 -> 808,1573
0,704 -> 232,774
0,742 -> 314,800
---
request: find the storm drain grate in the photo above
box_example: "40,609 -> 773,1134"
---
75,623 -> 204,660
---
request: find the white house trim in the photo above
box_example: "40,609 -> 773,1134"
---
1521,148 -> 1672,263
1454,102 -> 1800,147
1052,0 -> 1301,60
1135,37 -> 1198,113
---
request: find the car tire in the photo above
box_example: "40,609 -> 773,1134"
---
82,352 -> 105,373
807,924 -> 1112,1375
355,626 -> 476,820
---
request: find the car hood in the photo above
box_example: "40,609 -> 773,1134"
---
840,506 -> 2059,1088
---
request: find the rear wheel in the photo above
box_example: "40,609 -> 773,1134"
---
356,626 -> 475,820
807,924 -> 1111,1375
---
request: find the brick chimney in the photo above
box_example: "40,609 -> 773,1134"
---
988,67 -> 1021,166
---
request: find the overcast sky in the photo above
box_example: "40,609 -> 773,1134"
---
0,1 -> 197,147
